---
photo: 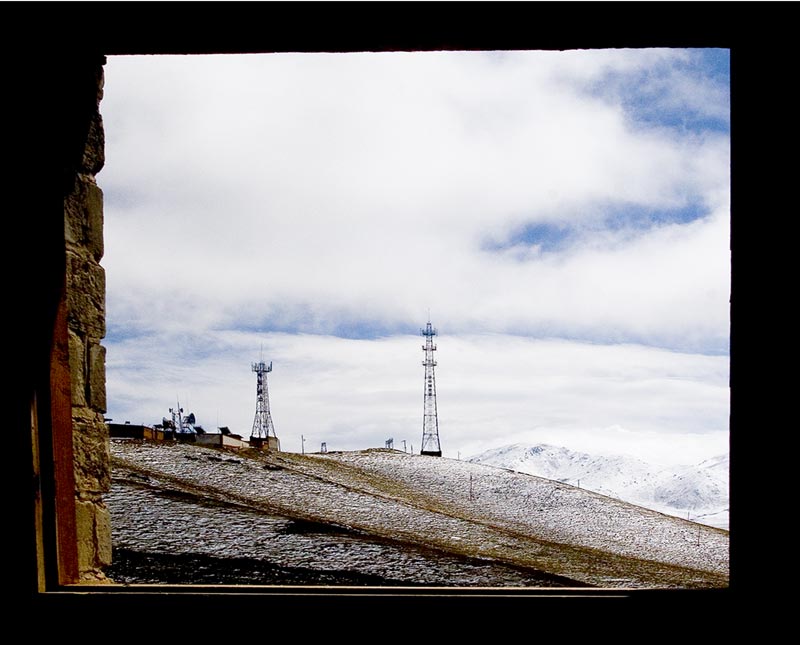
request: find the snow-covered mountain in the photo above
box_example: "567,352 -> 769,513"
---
468,443 -> 729,529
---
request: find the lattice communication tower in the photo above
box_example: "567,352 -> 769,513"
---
420,320 -> 442,456
251,360 -> 277,441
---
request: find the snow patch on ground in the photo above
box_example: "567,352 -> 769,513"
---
111,441 -> 728,589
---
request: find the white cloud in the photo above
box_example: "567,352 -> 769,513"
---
99,49 -> 729,463
102,51 -> 728,347
106,331 -> 728,466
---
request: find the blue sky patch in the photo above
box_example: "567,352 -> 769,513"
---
601,201 -> 707,231
483,201 -> 709,256
105,325 -> 145,345
588,49 -> 730,135
483,222 -> 574,254
330,320 -> 415,340
227,311 -> 418,341
696,49 -> 731,87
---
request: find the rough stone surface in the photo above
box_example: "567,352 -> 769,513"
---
64,183 -> 82,248
66,251 -> 105,338
64,178 -> 104,261
75,500 -> 96,572
92,65 -> 105,107
73,417 -> 111,494
74,498 -> 111,580
88,342 -> 106,413
95,502 -> 112,567
68,330 -> 86,407
65,59 -> 111,581
85,181 -> 104,261
80,112 -> 105,176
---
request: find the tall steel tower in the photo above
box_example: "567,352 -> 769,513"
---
251,360 -> 278,446
420,320 -> 442,457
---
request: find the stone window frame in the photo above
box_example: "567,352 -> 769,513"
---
21,14 -> 741,611
24,54 -> 111,591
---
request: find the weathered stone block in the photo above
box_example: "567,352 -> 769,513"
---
73,419 -> 111,493
68,330 -> 86,407
75,500 -> 96,573
65,178 -> 104,264
88,342 -> 107,412
95,503 -> 112,567
86,181 -> 104,261
80,112 -> 105,176
95,65 -> 105,107
66,251 -> 105,338
64,183 -> 83,249
75,499 -> 112,574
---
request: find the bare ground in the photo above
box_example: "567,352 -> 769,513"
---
110,441 -> 729,589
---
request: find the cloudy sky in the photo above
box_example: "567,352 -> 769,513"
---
99,49 -> 730,466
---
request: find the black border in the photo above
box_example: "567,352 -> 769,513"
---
14,0 -> 776,621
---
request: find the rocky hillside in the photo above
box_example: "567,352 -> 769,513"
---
110,440 -> 729,589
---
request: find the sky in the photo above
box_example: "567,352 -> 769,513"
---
99,49 -> 730,466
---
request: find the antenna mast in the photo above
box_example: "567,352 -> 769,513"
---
420,318 -> 442,457
251,359 -> 279,450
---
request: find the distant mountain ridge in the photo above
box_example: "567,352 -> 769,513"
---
468,443 -> 729,529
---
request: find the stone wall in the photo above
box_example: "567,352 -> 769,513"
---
63,60 -> 112,581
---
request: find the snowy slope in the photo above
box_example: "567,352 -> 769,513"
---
111,441 -> 728,589
468,443 -> 729,529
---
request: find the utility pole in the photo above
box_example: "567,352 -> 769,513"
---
301,434 -> 305,455
402,439 -> 407,453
